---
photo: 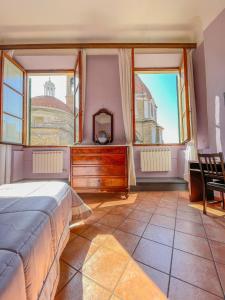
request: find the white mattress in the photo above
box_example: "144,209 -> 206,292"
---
0,250 -> 26,300
0,181 -> 92,300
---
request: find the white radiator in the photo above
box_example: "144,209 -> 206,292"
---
32,151 -> 64,174
140,148 -> 172,172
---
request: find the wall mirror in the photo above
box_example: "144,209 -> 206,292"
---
93,109 -> 113,144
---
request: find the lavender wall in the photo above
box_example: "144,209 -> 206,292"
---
23,147 -> 70,180
11,146 -> 70,182
10,55 -> 185,181
192,43 -> 209,150
83,55 -> 126,144
203,8 -> 225,153
11,146 -> 24,182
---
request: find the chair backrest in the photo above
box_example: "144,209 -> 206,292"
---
198,152 -> 225,182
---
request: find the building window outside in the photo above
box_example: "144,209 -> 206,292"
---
1,55 -> 24,144
134,72 -> 180,144
28,73 -> 75,146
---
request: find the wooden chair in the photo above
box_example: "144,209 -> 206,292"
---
198,152 -> 225,214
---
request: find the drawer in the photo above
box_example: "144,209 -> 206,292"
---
71,154 -> 126,165
72,165 -> 126,176
72,177 -> 127,188
71,146 -> 127,155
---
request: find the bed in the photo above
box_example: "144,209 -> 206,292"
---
0,181 -> 92,300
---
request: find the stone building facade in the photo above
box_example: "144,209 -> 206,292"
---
135,74 -> 163,144
30,78 -> 74,145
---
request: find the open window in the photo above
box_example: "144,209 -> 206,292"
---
132,49 -> 191,145
179,49 -> 191,143
74,51 -> 82,143
28,71 -> 75,146
0,52 -> 26,144
1,49 -> 83,146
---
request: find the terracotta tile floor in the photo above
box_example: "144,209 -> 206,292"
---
55,191 -> 225,300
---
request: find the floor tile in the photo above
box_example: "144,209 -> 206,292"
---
175,219 -> 206,238
82,246 -> 128,291
109,206 -> 133,217
176,210 -> 202,224
128,209 -> 152,222
133,238 -> 172,273
68,232 -> 77,242
56,261 -> 77,293
85,201 -> 102,210
171,249 -> 223,297
136,192 -> 161,201
70,223 -> 90,235
204,224 -> 225,243
202,214 -> 223,228
138,262 -> 169,295
215,262 -> 225,295
85,210 -> 108,224
110,296 -> 121,300
177,204 -> 201,214
143,224 -> 174,247
174,231 -> 212,259
155,207 -> 177,218
61,236 -> 99,270
58,192 -> 225,299
136,202 -> 157,213
118,218 -> 148,236
209,240 -> 225,265
150,214 -> 175,229
55,272 -> 111,300
98,213 -> 125,228
103,229 -> 140,256
178,191 -> 189,199
114,260 -> 168,300
158,200 -> 177,209
80,223 -> 114,246
140,198 -> 159,205
169,277 -> 222,300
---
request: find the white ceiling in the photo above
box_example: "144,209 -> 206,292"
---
0,0 -> 225,44
135,53 -> 182,68
12,49 -> 78,70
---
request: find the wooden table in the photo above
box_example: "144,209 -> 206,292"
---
189,161 -> 214,202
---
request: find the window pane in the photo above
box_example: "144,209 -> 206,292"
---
75,72 -> 79,90
135,72 -> 179,144
3,85 -> 23,118
182,115 -> 187,141
2,114 -> 22,143
29,73 -> 74,146
3,57 -> 23,93
181,87 -> 186,114
75,86 -> 80,142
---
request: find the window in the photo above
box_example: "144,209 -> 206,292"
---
179,49 -> 191,143
0,53 -> 25,144
134,71 -> 179,144
132,49 -> 190,145
28,72 -> 75,146
74,51 -> 82,143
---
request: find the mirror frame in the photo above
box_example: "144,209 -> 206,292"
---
93,108 -> 113,144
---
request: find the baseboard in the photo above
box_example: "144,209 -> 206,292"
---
131,177 -> 188,191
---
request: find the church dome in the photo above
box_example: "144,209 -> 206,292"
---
135,74 -> 153,100
32,96 -> 73,114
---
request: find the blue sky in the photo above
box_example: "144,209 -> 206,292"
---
139,73 -> 179,143
30,75 -> 67,103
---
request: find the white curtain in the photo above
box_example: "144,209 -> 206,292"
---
184,49 -> 198,181
81,49 -> 86,131
118,49 -> 136,186
0,144 -> 12,185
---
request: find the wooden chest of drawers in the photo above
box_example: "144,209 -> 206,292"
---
70,146 -> 128,195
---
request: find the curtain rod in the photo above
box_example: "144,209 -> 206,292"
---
0,42 -> 197,50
